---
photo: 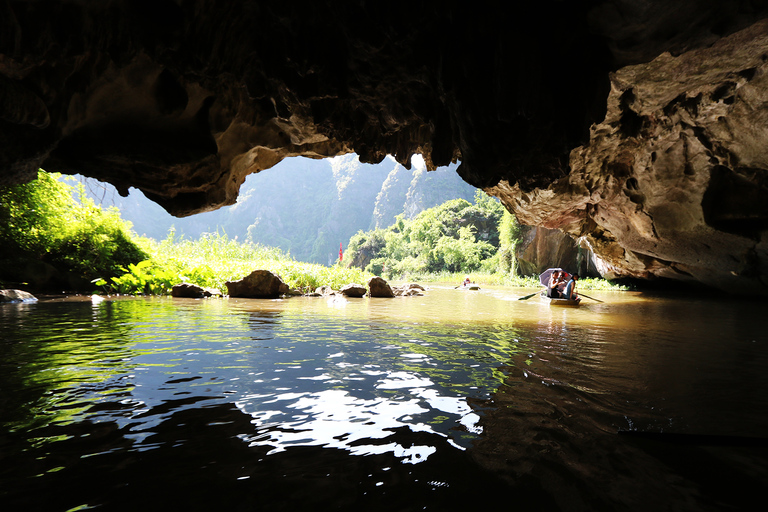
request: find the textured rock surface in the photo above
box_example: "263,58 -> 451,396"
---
2,1 -> 768,293
0,289 -> 38,303
171,282 -> 220,298
339,283 -> 366,298
367,276 -> 394,298
515,226 -> 600,278
490,20 -> 768,293
225,270 -> 289,298
392,283 -> 426,297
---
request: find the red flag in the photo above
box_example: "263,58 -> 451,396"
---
339,242 -> 343,262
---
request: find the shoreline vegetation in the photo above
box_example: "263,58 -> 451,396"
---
1,170 -> 628,296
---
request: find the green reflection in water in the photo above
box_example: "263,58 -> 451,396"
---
2,293 -> 536,457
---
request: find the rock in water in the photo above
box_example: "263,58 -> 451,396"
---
367,276 -> 394,298
0,289 -> 38,302
340,283 -> 366,297
225,270 -> 290,298
171,283 -> 220,298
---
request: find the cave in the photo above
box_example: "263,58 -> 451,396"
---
2,0 -> 768,295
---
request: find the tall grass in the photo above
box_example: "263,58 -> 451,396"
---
98,230 -> 627,295
99,230 -> 374,294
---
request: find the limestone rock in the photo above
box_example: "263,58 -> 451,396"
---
515,226 -> 600,278
314,286 -> 336,296
225,270 -> 289,298
367,276 -> 394,298
489,19 -> 768,295
340,284 -> 366,297
0,289 -> 38,303
171,282 -> 220,298
392,283 -> 426,296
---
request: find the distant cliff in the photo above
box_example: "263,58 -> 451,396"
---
82,155 -> 476,265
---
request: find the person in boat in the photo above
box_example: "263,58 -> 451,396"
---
462,277 -> 471,287
547,271 -> 561,298
563,273 -> 579,301
555,272 -> 568,297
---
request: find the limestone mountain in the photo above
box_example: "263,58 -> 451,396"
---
82,155 -> 476,265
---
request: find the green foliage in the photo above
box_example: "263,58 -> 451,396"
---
96,230 -> 374,295
0,170 -> 148,285
344,191 -> 521,280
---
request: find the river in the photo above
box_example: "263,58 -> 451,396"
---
1,286 -> 766,511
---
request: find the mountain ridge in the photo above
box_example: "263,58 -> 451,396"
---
81,155 -> 476,264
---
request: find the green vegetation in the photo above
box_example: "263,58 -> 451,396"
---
344,190 -> 520,279
344,190 -> 628,291
0,170 -> 371,295
95,230 -> 373,295
0,170 -> 147,286
2,169 -> 625,295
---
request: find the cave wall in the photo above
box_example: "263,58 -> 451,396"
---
489,20 -> 768,294
2,1 -> 768,293
514,226 -> 600,279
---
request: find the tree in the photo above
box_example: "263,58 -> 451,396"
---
343,190 -> 521,279
0,170 -> 148,287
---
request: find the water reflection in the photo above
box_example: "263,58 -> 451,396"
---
1,288 -> 767,511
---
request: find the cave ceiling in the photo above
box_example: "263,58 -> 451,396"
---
2,0 -> 768,293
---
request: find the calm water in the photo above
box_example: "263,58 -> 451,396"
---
1,286 -> 766,511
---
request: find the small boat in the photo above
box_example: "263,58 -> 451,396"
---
540,291 -> 580,307
459,284 -> 480,291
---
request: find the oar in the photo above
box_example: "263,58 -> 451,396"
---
517,291 -> 541,301
579,293 -> 603,303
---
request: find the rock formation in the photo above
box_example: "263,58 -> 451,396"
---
515,227 -> 600,278
392,283 -> 426,297
2,1 -> 768,294
0,289 -> 38,303
367,276 -> 395,298
490,20 -> 768,293
339,283 -> 366,298
225,270 -> 289,298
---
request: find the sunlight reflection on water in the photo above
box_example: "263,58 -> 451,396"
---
2,286 -> 767,511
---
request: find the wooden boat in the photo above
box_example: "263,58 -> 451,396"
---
459,284 -> 480,291
540,291 -> 580,307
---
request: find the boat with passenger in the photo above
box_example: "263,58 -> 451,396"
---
539,268 -> 581,306
457,277 -> 480,291
540,291 -> 581,307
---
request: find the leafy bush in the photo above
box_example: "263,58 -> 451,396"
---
95,230 -> 374,295
0,170 -> 148,286
344,190 -> 520,279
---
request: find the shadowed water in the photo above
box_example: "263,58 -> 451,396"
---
1,286 -> 766,511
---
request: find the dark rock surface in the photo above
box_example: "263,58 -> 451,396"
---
2,1 -> 768,293
339,283 -> 366,298
225,270 -> 289,298
0,289 -> 38,303
171,282 -> 220,298
515,226 -> 600,278
491,20 -> 768,294
367,276 -> 394,298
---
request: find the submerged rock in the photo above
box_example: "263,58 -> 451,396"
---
0,289 -> 38,303
392,283 -> 426,296
367,276 -> 394,298
171,283 -> 221,298
225,270 -> 290,298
